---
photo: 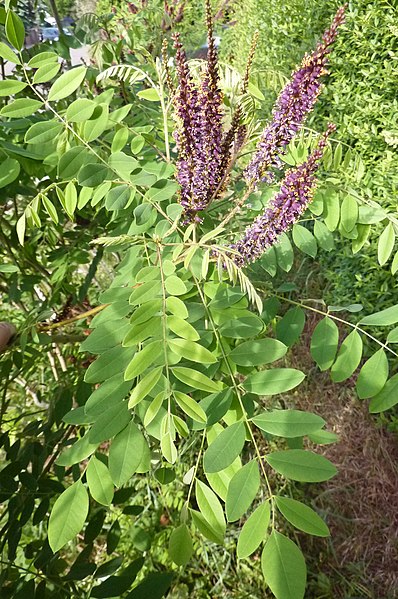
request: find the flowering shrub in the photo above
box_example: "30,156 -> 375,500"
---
0,2 -> 397,598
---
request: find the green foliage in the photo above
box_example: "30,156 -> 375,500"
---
0,3 -> 397,599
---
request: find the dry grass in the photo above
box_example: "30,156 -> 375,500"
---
288,313 -> 398,599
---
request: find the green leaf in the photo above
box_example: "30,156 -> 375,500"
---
387,326 -> 398,343
369,373 -> 398,413
0,41 -> 21,64
220,315 -> 264,339
48,66 -> 87,101
251,409 -> 325,438
261,531 -> 306,599
0,79 -> 26,96
172,367 -> 223,393
313,220 -> 335,252
356,348 -> 389,399
130,134 -> 145,154
275,497 -> 329,537
32,61 -> 61,84
0,263 -> 19,273
166,296 -> 188,319
25,121 -> 62,145
237,501 -> 270,559
105,185 -> 132,211
16,213 -> 25,245
5,11 -> 25,51
137,88 -> 161,101
310,317 -> 339,371
0,157 -> 20,188
88,402 -> 131,444
191,509 -> 223,544
58,147 -> 92,179
0,98 -> 42,118
66,98 -> 96,122
124,341 -> 163,380
275,307 -> 305,347
48,480 -> 89,552
229,338 -> 287,367
195,480 -> 226,541
64,181 -> 77,217
85,373 -> 132,418
243,369 -> 305,396
124,572 -> 173,599
92,560 -> 144,598
108,151 -> 139,178
165,275 -> 187,296
167,315 -> 199,341
226,460 -> 260,522
274,233 -> 294,272
340,195 -> 358,232
266,449 -> 337,482
359,305 -> 398,327
203,422 -> 246,473
161,430 -> 177,464
78,163 -> 110,188
307,429 -> 339,445
84,346 -> 135,384
292,224 -> 317,258
129,280 -> 162,306
378,222 -> 395,266
86,456 -> 114,505
28,52 -> 58,67
56,432 -> 98,467
128,367 -> 163,408
330,330 -> 363,383
109,422 -> 147,486
80,319 -> 130,354
323,192 -> 340,232
83,104 -> 109,142
168,338 -> 217,364
174,391 -> 207,423
169,524 -> 193,566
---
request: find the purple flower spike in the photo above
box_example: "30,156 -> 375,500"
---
231,123 -> 336,266
244,5 -> 346,188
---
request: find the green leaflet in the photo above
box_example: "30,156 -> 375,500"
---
86,456 -> 114,506
310,317 -> 339,371
108,422 -> 147,486
229,338 -> 287,367
167,338 -> 217,364
242,368 -> 305,395
168,524 -> 193,566
237,501 -> 270,559
124,341 -> 163,380
369,373 -> 398,413
266,449 -> 337,482
330,330 -> 363,383
48,480 -> 89,552
195,480 -> 226,542
275,496 -> 329,537
225,460 -> 260,522
261,531 -> 307,599
203,421 -> 246,473
251,409 -> 325,438
356,348 -> 388,399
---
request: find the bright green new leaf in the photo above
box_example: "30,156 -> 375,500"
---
168,338 -> 217,364
292,224 -> 317,258
275,496 -> 329,537
48,66 -> 87,101
310,317 -> 339,371
251,409 -> 325,438
203,421 -> 246,473
237,501 -> 270,558
66,98 -> 96,122
130,134 -> 145,154
172,367 -> 223,393
174,391 -> 207,423
369,373 -> 398,413
86,456 -> 114,505
167,315 -> 199,341
378,222 -> 395,266
64,181 -> 77,217
340,195 -> 358,232
1,98 -> 42,118
229,338 -> 287,367
27,52 -> 58,67
261,531 -> 307,599
195,480 -> 226,540
0,79 -> 26,96
169,524 -> 193,566
161,430 -> 177,464
242,368 -> 305,395
128,366 -> 163,408
226,460 -> 260,522
5,11 -> 25,50
56,432 -> 98,467
359,304 -> 398,327
165,275 -> 187,296
0,41 -> 21,64
137,88 -> 160,101
356,348 -> 388,399
330,330 -> 363,383
32,61 -> 61,84
109,421 -> 147,486
124,341 -> 163,380
166,296 -> 188,319
48,480 -> 89,552
266,449 -> 337,482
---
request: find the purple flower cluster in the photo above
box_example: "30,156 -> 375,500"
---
231,124 -> 336,267
244,5 -> 346,188
172,0 -> 224,221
